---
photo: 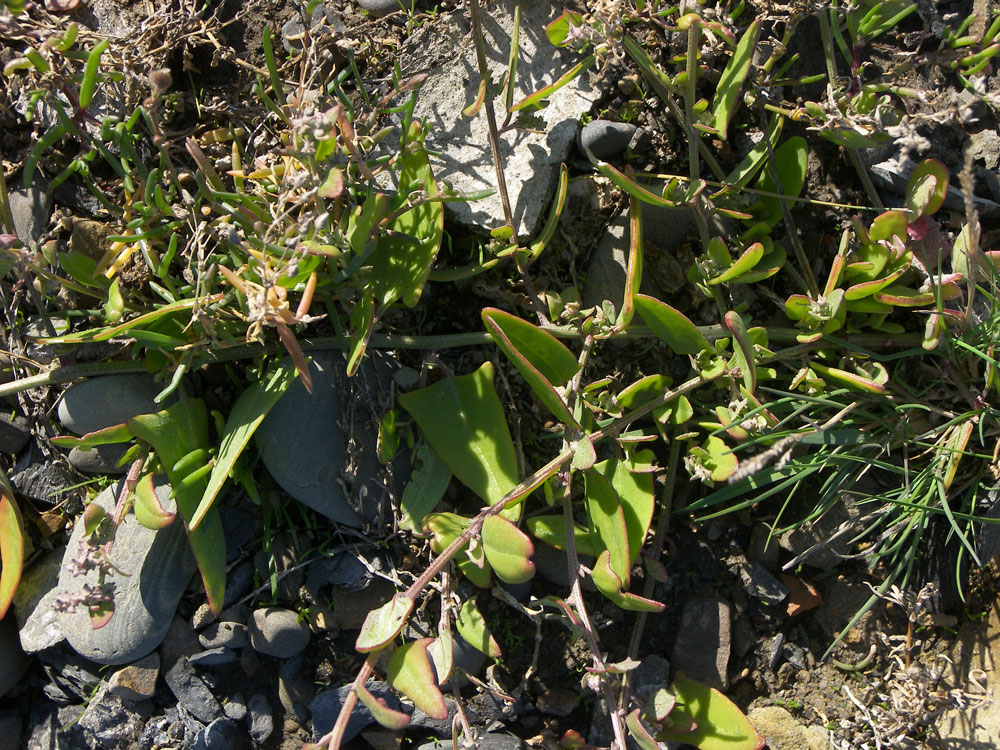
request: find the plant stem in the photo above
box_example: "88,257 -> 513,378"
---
469,0 -> 515,231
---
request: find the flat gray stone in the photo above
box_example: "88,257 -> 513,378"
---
355,0 -> 401,16
579,119 -> 638,160
248,607 -> 310,658
0,414 -> 31,455
188,647 -> 238,667
198,621 -> 249,650
108,652 -> 160,701
248,693 -> 273,745
310,682 -> 401,743
75,682 -> 149,750
57,374 -> 169,436
57,477 -> 198,665
256,352 -> 401,527
8,175 -> 51,247
399,0 -> 599,238
192,717 -> 248,750
670,597 -> 731,690
741,561 -> 789,605
164,656 -> 224,724
16,547 -> 67,653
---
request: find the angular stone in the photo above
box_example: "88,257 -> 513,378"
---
188,647 -> 238,667
57,373 -> 169,436
310,682 -> 401,743
57,478 -> 197,665
396,0 -> 599,239
192,717 -> 249,750
75,682 -> 150,750
8,175 -> 51,247
108,652 -> 160,701
164,657 -> 224,724
16,547 -> 66,653
670,597 -> 731,690
748,706 -> 828,750
741,561 -> 789,605
0,413 -> 31,455
248,693 -> 274,745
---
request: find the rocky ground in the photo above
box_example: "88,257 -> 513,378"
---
3,0 -> 1000,749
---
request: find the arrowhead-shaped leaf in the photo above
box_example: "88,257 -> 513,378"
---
356,593 -> 413,653
356,680 -> 412,730
591,550 -> 665,612
584,470 -> 630,584
134,472 -> 176,529
387,638 -> 448,720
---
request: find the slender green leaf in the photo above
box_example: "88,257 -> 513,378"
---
511,56 -> 595,111
399,441 -> 452,532
725,115 -> 783,189
50,423 -> 133,449
756,137 -> 808,225
724,311 -> 756,393
528,163 -> 568,260
620,194 -> 643,330
635,294 -> 710,355
31,296 -> 220,344
584,470 -> 630,583
595,452 -> 656,568
711,20 -> 761,140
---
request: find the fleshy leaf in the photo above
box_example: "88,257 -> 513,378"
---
50,422 -> 133,449
428,629 -> 454,684
356,681 -> 412,731
584,470 -> 630,584
0,490 -> 25,619
710,242 -> 764,285
511,56 -> 595,111
591,550 -> 665,612
635,294 -> 710,355
399,363 -> 519,515
356,593 -> 413,653
572,435 -> 597,470
482,515 -> 535,584
627,709 -> 660,750
663,673 -> 765,750
594,453 -> 656,568
134,472 -> 176,529
455,598 -> 501,658
711,19 -> 761,140
525,514 -> 598,556
724,311 -> 756,394
192,360 -> 296,530
755,137 -> 807,225
425,512 -> 491,588
483,308 -> 579,427
399,441 -> 452,532
620,194 -> 643,330
386,638 -> 448,720
905,158 -> 949,218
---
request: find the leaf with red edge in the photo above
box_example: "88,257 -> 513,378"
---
50,423 -> 133,449
906,159 -> 949,218
134,472 -> 176,529
456,597 -> 501,658
387,638 -> 447,720
591,550 -> 665,612
662,673 -> 765,750
357,681 -> 411,730
356,593 -> 412,653
482,515 -> 535,584
0,490 -> 25,619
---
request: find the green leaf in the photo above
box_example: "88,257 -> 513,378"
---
627,709 -> 660,750
635,294 -> 710,355
425,512 -> 491,589
591,550 -> 665,612
0,490 -> 24,620
483,308 -> 580,428
525,514 -> 598,556
545,8 -> 585,46
692,435 -> 739,482
387,639 -> 448,720
32,296 -> 217,344
663,673 -> 765,750
399,363 -> 519,513
356,593 -> 413,653
710,242 -> 764,285
134,472 -> 176,529
58,252 -> 111,291
528,163 -> 568,261
482,515 -> 535,584
357,681 -> 411,731
595,452 -> 656,568
725,115 -> 783,189
511,56 -> 595,111
571,435 -> 596,470
755,136 -> 808,225
128,399 -> 226,615
584,470 -> 630,583
593,160 -> 685,209
724,311 -> 756,394
905,158 -> 949,218
620,194 -> 643,330
50,422 -> 133,449
104,278 -> 124,323
456,598 -> 501,658
428,630 -> 454,685
399,442 -> 452,532
190,361 -> 296,530
367,121 -> 443,308
711,20 -> 761,140
346,291 -> 375,378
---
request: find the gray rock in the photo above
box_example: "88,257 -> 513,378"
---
57,478 -> 197,664
199,621 -> 249,650
247,693 -> 273,745
191,602 -> 216,630
310,682 -> 401,743
779,494 -> 861,571
418,734 -> 522,750
193,717 -> 249,750
305,553 -> 370,592
224,694 -> 247,722
970,129 -> 1000,171
280,4 -> 345,52
0,413 -> 31,454
397,0 -> 598,238
164,656 -> 224,724
256,351 -> 401,527
223,561 -> 255,607
278,655 -> 314,722
188,648 -> 239,667
8,175 -> 51,247
75,682 -> 150,750
0,612 -> 29,698
579,119 -> 639,160
56,373 -> 168,436
670,597 -> 732,690
253,532 -> 303,602
16,547 -> 66,653
67,443 -> 130,475
219,603 -> 250,625
248,607 -> 310,658
10,455 -> 79,507
410,697 -> 479,737
0,710 -> 23,750
37,649 -> 102,704
747,706 -> 827,750
741,561 -> 789,605
159,615 -> 202,665
108,652 -> 160,701
355,0 -> 402,17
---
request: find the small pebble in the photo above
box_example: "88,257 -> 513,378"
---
248,607 -> 310,658
355,0 -> 401,17
188,648 -> 238,667
199,622 -> 249,650
579,119 -> 639,160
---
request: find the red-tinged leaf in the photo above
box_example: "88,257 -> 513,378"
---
724,311 -> 756,394
511,56 -> 595,111
0,491 -> 25,619
428,629 -> 454,685
711,19 -> 761,140
620,192 -> 643,330
134,472 -> 176,529
844,264 -> 907,300
274,320 -> 312,395
591,550 -> 665,612
781,574 -> 823,617
357,681 -> 411,730
635,294 -> 710,355
455,598 -> 501,658
869,210 -> 908,243
387,638 -> 447,720
627,709 -> 660,750
710,242 -> 764,285
528,163 -> 568,261
50,422 -> 133,449
318,167 -> 344,199
571,435 -> 596,470
593,160 -> 684,208
809,362 -> 885,393
906,158 -> 949,218
525,515 -> 598,556
664,673 -> 765,750
546,9 -> 585,46
482,515 -> 535,584
81,502 -> 107,536
356,594 -> 413,653
425,513 -> 492,589
462,78 -> 487,117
